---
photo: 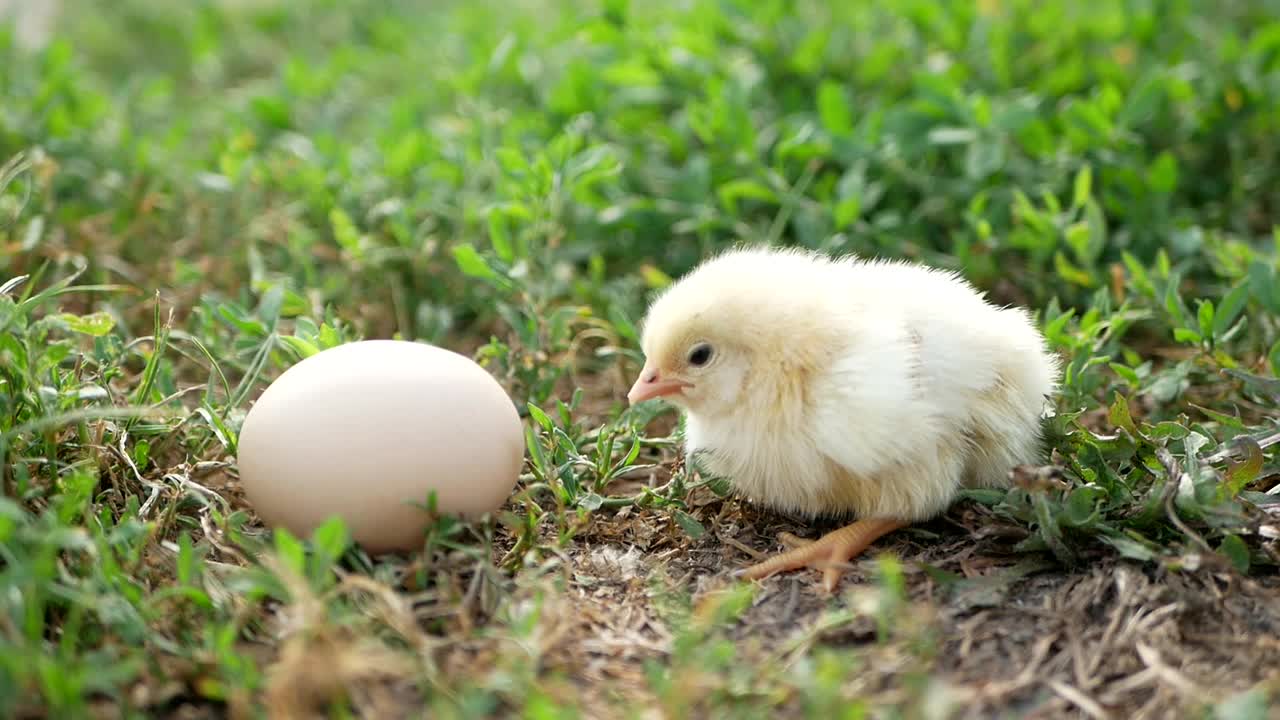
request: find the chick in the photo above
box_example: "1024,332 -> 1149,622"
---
627,245 -> 1060,591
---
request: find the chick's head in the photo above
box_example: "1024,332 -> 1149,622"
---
626,247 -> 840,417
626,307 -> 750,416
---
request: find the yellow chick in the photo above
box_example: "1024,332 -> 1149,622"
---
627,245 -> 1060,591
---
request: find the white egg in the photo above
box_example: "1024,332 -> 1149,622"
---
236,339 -> 525,553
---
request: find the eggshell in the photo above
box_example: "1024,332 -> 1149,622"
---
236,340 -> 524,553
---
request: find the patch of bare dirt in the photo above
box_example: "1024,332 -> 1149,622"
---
536,486 -> 1280,718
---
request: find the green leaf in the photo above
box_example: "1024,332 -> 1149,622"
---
965,140 -> 1005,179
328,208 -> 363,259
1083,198 -> 1108,259
1063,487 -> 1102,526
1032,494 -> 1074,565
1108,393 -> 1139,437
487,209 -> 515,262
494,147 -> 529,175
132,440 -> 151,469
526,403 -> 553,431
318,323 -> 341,348
257,284 -> 285,327
1054,251 -> 1094,287
1064,221 -> 1091,264
1109,362 -> 1140,385
451,244 -> 498,280
310,516 -> 351,562
1147,151 -> 1179,193
639,264 -> 672,289
250,95 -> 291,128
607,304 -> 638,342
673,509 -> 705,538
558,463 -> 580,500
177,532 -> 198,586
1122,251 -> 1153,296
1101,533 -> 1156,561
273,527 -> 307,577
1164,273 -> 1192,326
1071,164 -> 1092,209
717,178 -> 777,213
53,311 -> 115,336
816,80 -> 852,136
1212,281 -> 1250,340
1042,307 -> 1076,343
1224,437 -> 1265,496
217,305 -> 267,336
956,488 -> 1007,505
525,426 -> 548,480
1218,534 -> 1250,573
278,334 -> 319,359
1196,299 -> 1215,340
1247,261 -> 1277,311
0,296 -> 17,334
834,195 -> 861,230
620,436 -> 642,468
1148,421 -> 1189,440
198,403 -> 238,454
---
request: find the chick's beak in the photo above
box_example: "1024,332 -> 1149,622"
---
627,363 -> 692,404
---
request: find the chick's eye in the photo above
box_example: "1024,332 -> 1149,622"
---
687,343 -> 714,367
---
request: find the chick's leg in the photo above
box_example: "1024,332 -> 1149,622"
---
735,517 -> 907,592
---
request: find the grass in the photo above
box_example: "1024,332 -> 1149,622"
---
2,0 -> 1280,716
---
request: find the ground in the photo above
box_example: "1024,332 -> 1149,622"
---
2,0 -> 1280,718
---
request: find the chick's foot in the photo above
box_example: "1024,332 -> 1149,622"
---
734,517 -> 908,592
776,531 -> 814,549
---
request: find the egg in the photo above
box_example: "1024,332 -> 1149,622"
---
235,339 -> 525,553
